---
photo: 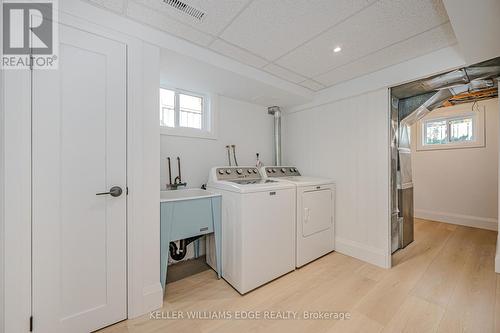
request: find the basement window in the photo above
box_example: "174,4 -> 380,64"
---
160,87 -> 216,139
416,104 -> 485,151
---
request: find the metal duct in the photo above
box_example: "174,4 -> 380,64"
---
420,66 -> 499,92
392,65 -> 500,99
268,106 -> 282,166
390,97 -> 400,253
400,78 -> 497,127
400,89 -> 454,127
467,79 -> 496,91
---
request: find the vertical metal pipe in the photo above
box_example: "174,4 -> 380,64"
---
274,111 -> 282,166
225,145 -> 232,166
176,156 -> 182,182
167,157 -> 172,185
231,145 -> 239,166
268,106 -> 282,166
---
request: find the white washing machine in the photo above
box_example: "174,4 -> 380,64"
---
206,166 -> 295,294
261,166 -> 335,267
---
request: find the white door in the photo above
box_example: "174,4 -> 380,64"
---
302,190 -> 332,237
32,23 -> 127,333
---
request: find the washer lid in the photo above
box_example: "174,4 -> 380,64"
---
207,180 -> 294,193
272,176 -> 335,187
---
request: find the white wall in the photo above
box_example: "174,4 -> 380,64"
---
126,40 -> 162,317
0,10 -> 5,330
0,5 -> 5,330
283,89 -> 391,268
160,95 -> 274,189
497,83 -> 500,273
411,99 -> 499,231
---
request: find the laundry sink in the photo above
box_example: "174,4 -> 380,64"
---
160,188 -> 222,291
160,188 -> 219,202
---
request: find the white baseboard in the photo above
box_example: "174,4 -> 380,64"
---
141,283 -> 163,316
335,237 -> 389,269
415,209 -> 498,231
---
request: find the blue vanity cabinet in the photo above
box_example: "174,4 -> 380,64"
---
160,193 -> 222,291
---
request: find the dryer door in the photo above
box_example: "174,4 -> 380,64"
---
302,189 -> 332,237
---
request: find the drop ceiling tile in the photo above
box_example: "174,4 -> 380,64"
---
276,0 -> 450,77
210,39 -> 269,68
314,22 -> 457,87
130,0 -> 250,36
220,0 -> 375,61
84,0 -> 126,14
262,63 -> 307,83
299,79 -> 325,91
126,1 -> 213,46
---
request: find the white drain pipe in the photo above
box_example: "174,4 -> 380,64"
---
268,106 -> 282,166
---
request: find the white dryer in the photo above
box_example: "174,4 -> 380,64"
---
261,167 -> 335,267
206,166 -> 295,294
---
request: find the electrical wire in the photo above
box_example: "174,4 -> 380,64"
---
471,99 -> 481,112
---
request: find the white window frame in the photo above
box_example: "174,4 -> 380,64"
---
416,103 -> 485,151
160,86 -> 218,140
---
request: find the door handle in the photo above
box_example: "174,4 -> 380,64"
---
96,186 -> 123,197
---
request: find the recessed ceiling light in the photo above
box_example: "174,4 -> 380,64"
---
333,46 -> 342,53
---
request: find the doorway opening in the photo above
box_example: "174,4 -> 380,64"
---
390,57 -> 500,266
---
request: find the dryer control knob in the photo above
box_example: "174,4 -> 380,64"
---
281,168 -> 286,173
289,168 -> 294,172
247,169 -> 252,174
225,169 -> 232,174
218,169 -> 224,175
236,169 -> 243,174
253,169 -> 258,173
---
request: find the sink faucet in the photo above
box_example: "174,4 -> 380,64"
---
167,156 -> 187,190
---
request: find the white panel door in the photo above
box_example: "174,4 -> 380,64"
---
302,190 -> 332,237
32,23 -> 127,333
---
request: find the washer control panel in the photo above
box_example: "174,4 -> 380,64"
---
216,167 -> 260,180
264,166 -> 301,177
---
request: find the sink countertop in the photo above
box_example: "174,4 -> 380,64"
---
160,188 -> 221,203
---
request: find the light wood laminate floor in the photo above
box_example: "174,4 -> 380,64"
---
100,219 -> 500,333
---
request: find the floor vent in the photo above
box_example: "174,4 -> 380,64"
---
162,0 -> 205,21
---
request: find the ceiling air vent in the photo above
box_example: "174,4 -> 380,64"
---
162,0 -> 206,21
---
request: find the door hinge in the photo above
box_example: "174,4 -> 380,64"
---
29,316 -> 33,332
